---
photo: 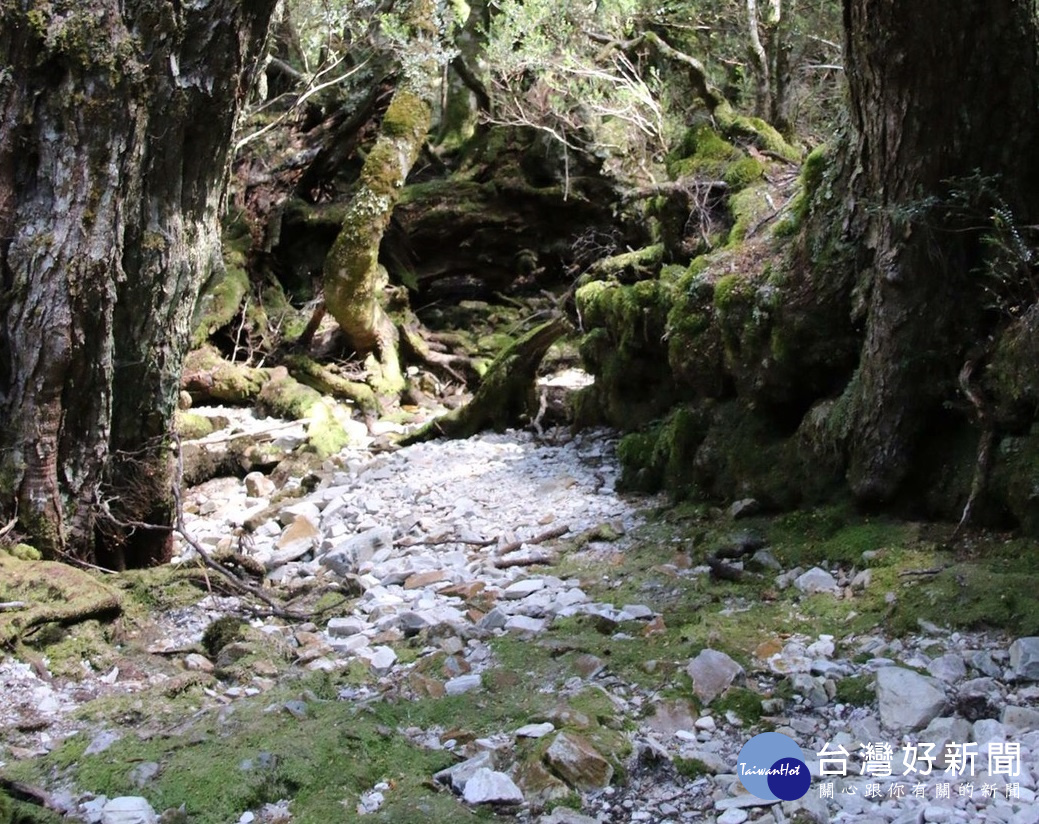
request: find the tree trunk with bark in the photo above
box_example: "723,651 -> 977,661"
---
834,0 -> 1039,502
0,0 -> 277,567
322,0 -> 441,397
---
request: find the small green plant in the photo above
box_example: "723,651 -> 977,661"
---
674,757 -> 713,780
713,687 -> 764,725
201,616 -> 245,658
834,675 -> 874,707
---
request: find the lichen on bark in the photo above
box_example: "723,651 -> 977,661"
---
323,4 -> 441,398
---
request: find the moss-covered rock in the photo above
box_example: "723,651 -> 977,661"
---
727,185 -> 773,245
667,124 -> 743,180
714,104 -> 802,163
256,368 -> 322,420
617,403 -> 715,497
688,401 -> 794,507
991,426 -> 1039,534
255,368 -> 351,458
174,411 -> 217,440
666,266 -> 728,398
305,401 -> 351,459
574,276 -> 679,429
774,144 -> 829,237
985,304 -> 1039,427
576,244 -> 664,287
5,543 -> 42,561
0,554 -> 122,646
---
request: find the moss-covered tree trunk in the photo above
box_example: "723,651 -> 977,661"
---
323,0 -> 440,396
0,0 -> 276,567
834,0 -> 1039,501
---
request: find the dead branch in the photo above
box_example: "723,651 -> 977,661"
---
400,534 -> 497,549
898,568 -> 945,578
494,525 -> 570,556
590,30 -> 726,112
0,516 -> 17,539
450,55 -> 491,113
493,550 -> 558,569
398,323 -> 477,386
172,436 -> 309,622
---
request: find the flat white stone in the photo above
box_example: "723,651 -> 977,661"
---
514,722 -> 555,739
503,579 -> 546,600
445,674 -> 482,695
462,768 -> 523,805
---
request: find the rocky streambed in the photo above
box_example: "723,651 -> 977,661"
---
3,413 -> 1039,824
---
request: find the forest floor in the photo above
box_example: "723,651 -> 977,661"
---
2,398 -> 1039,824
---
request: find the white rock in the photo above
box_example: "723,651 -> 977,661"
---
445,674 -> 482,695
327,616 -> 368,638
279,501 -> 321,526
100,797 -> 158,824
876,667 -> 946,731
478,608 -> 508,630
504,615 -> 548,635
462,768 -> 524,805
243,471 -> 275,498
359,645 -> 397,676
503,579 -> 546,600
321,527 -> 394,576
686,649 -> 744,705
1010,638 -> 1039,681
514,722 -> 555,739
434,751 -> 495,793
927,653 -> 967,683
794,567 -> 839,594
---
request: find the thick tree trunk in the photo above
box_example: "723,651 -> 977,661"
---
0,1 -> 276,566
837,0 -> 1039,501
323,0 -> 440,397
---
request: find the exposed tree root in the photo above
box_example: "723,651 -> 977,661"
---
0,555 -> 122,648
952,356 -> 997,541
284,353 -> 381,420
181,344 -> 269,404
401,317 -> 570,445
399,322 -> 478,385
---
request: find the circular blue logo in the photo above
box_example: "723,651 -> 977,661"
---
736,732 -> 810,801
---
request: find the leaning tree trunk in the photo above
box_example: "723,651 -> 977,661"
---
835,0 -> 1039,501
0,0 -> 277,567
323,0 -> 441,397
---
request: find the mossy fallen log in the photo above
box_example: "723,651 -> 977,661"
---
401,318 -> 570,445
0,554 -> 122,647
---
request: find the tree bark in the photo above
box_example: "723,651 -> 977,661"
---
745,0 -> 772,120
836,0 -> 1039,501
0,0 -> 277,566
323,0 -> 441,397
